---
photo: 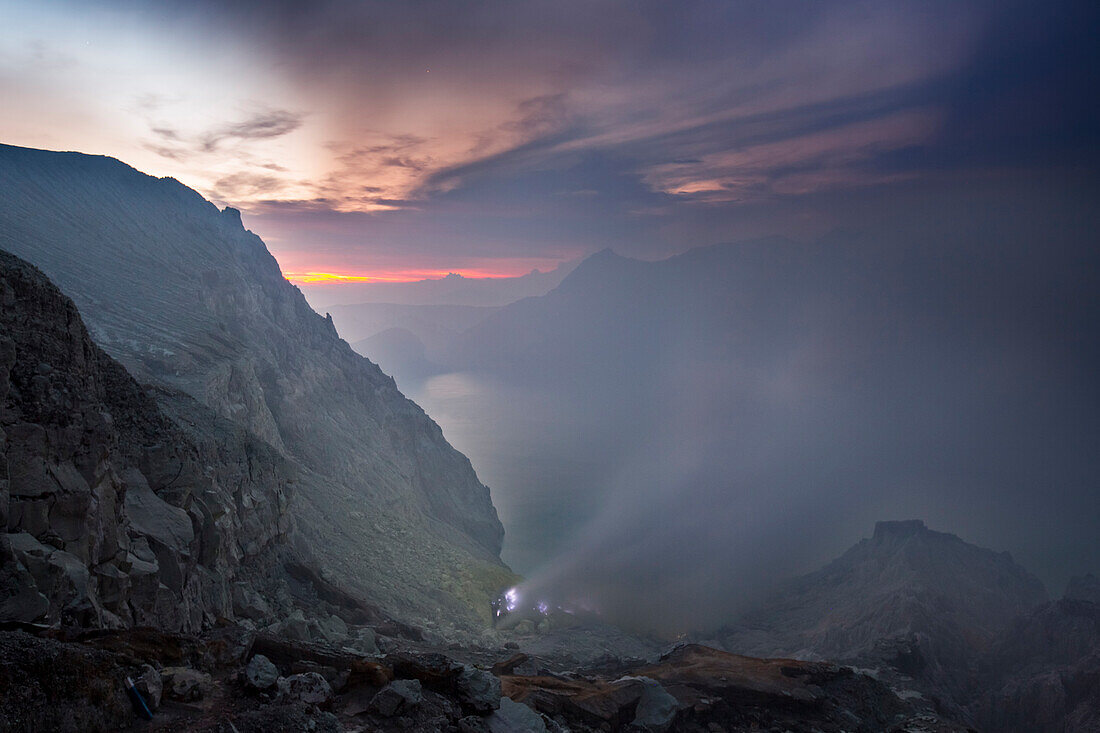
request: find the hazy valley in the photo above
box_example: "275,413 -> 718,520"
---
1,4 -> 1098,727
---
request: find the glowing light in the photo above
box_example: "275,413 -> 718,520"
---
505,587 -> 519,612
283,272 -> 382,283
282,266 -> 546,285
537,601 -> 549,615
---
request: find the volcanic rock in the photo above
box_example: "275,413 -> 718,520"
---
0,247 -> 293,630
232,582 -> 273,622
500,643 -> 970,732
0,629 -> 135,732
278,671 -> 334,707
719,520 -> 1047,698
970,588 -> 1100,732
0,143 -> 513,628
369,678 -> 424,716
455,664 -> 502,712
134,663 -> 163,711
487,696 -> 548,733
161,666 -> 211,701
246,653 -> 280,690
625,676 -> 678,732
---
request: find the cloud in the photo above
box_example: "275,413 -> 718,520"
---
150,126 -> 181,141
501,93 -> 570,140
640,108 -> 942,203
5,0 -> 1097,276
199,109 -> 303,152
143,142 -> 190,161
211,171 -> 286,198
129,102 -> 311,205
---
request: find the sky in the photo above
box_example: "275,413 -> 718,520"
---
1,0 -> 1096,284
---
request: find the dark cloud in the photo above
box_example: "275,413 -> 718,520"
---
143,143 -> 190,161
501,94 -> 569,139
150,126 -> 181,141
81,0 -> 1097,247
212,171 -> 286,198
199,109 -> 303,152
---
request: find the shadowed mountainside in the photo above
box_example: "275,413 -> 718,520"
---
971,576 -> 1100,732
0,143 -> 512,628
716,520 -> 1100,732
718,521 -> 1046,699
1,248 -> 292,630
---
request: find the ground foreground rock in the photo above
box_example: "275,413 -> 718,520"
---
0,625 -> 977,733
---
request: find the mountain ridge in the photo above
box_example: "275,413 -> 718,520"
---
0,142 -> 513,627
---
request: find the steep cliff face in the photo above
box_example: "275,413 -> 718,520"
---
0,144 -> 510,625
0,249 -> 291,630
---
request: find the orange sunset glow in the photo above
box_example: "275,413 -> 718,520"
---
282,268 -> 528,284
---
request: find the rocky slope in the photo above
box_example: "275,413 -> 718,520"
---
720,520 -> 1046,662
0,625 -> 971,733
717,520 -> 1100,731
1,249 -> 291,631
718,521 -> 1046,712
0,143 -> 512,626
969,577 -> 1100,732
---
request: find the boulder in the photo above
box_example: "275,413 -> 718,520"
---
386,650 -> 463,686
161,666 -> 211,702
456,664 -> 502,713
458,715 -> 490,732
3,532 -> 90,620
278,671 -> 333,707
369,678 -> 423,717
134,664 -> 162,711
281,609 -> 311,642
245,654 -> 279,690
0,586 -> 49,622
231,582 -> 272,621
487,697 -> 547,733
627,677 -> 679,732
349,626 -> 378,654
491,652 -> 529,676
121,469 -> 193,554
317,614 -> 348,642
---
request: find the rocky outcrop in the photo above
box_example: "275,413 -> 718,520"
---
969,586 -> 1100,732
1065,573 -> 1100,605
499,644 -> 970,732
719,520 -> 1047,699
714,520 -> 1100,731
0,143 -> 512,626
0,249 -> 292,630
0,617 -> 977,733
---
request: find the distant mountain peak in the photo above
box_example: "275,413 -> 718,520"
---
872,519 -> 930,540
721,519 -> 1048,676
587,246 -> 622,261
1065,573 -> 1100,603
221,206 -> 243,229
